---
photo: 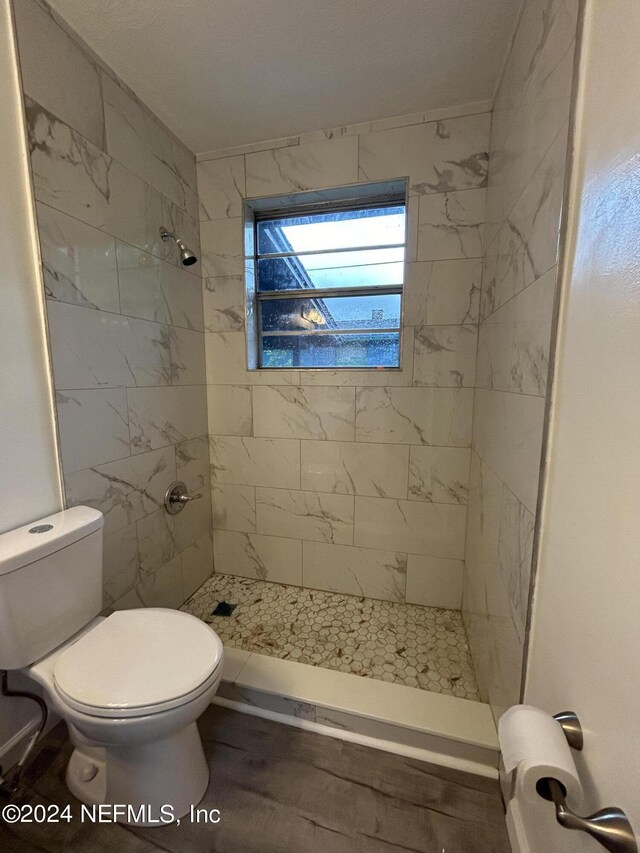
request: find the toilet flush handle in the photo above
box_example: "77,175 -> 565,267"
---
164,481 -> 202,515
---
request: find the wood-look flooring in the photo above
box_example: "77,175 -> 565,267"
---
0,707 -> 510,852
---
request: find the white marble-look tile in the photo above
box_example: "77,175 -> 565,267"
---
102,522 -> 139,606
496,182 -> 551,312
485,127 -> 567,316
253,386 -> 355,441
47,300 -> 171,390
203,276 -> 245,331
159,194 -> 201,268
406,554 -> 464,609
127,385 -> 208,454
511,266 -> 556,396
245,137 -> 358,197
102,73 -> 196,214
302,542 -> 406,602
205,331 -> 299,385
209,436 -> 300,489
137,556 -> 184,609
197,156 -> 245,220
498,487 -> 534,638
475,298 -> 515,392
56,388 -> 129,474
37,203 -> 119,312
212,483 -> 256,533
200,217 -> 243,278
355,387 -> 473,447
13,0 -> 104,148
213,530 -> 302,585
408,446 -> 471,505
137,486 -> 211,575
417,189 -> 486,261
479,233 -> 501,319
256,488 -> 354,545
403,259 -> 481,326
462,453 -> 502,702
169,327 -> 206,385
487,97 -> 570,245
64,445 -> 176,534
358,113 -> 490,195
207,385 -> 252,436
176,435 -> 210,494
491,10 -> 576,231
497,0 -> 578,112
173,486 -> 212,554
117,242 -> 204,331
472,388 -> 546,513
354,496 -> 466,559
413,324 -> 478,387
26,98 -> 164,258
300,440 -> 409,499
182,533 -> 214,600
136,508 -> 178,575
298,327 -> 414,387
463,451 -> 502,605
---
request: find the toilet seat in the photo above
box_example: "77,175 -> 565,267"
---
52,608 -> 223,719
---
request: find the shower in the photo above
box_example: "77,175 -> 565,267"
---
159,227 -> 198,266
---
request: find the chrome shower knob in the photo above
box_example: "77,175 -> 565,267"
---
164,481 -> 202,515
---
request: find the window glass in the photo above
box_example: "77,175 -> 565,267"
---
252,197 -> 406,369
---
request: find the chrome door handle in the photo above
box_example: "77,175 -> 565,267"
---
164,481 -> 202,515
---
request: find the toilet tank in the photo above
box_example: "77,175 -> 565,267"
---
0,507 -> 104,670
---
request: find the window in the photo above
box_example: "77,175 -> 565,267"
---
244,182 -> 407,369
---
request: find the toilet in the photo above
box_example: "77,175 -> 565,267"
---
0,506 -> 224,823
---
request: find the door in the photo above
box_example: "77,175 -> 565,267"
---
507,1 -> 640,850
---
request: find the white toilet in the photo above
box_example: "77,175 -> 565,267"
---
0,506 -> 224,822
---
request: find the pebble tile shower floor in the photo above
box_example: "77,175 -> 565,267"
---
182,575 -> 481,701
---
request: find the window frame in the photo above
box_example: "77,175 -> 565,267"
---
243,180 -> 408,371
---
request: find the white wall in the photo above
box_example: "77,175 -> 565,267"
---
510,0 -> 640,848
0,0 -> 62,765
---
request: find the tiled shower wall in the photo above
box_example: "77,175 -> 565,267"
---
463,0 -> 580,719
198,107 -> 491,608
13,0 -> 212,610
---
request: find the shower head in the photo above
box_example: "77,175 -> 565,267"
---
159,228 -> 198,267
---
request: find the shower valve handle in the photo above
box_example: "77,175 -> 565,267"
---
164,481 -> 202,515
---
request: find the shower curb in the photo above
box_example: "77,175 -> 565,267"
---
213,647 -> 499,778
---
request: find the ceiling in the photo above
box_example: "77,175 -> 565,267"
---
47,0 -> 520,155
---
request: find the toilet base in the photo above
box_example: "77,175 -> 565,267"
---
66,747 -> 107,807
65,723 -> 209,826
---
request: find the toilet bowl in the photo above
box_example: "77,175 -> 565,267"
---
27,607 -> 224,822
0,507 -> 226,823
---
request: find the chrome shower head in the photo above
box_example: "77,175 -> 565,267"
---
160,227 -> 198,267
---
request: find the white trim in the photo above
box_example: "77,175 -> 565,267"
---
506,800 -> 530,853
227,648 -> 499,750
0,718 -> 39,766
196,99 -> 494,162
0,707 -> 61,773
213,696 -> 498,780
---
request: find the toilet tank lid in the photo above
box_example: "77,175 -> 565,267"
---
0,507 -> 104,577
